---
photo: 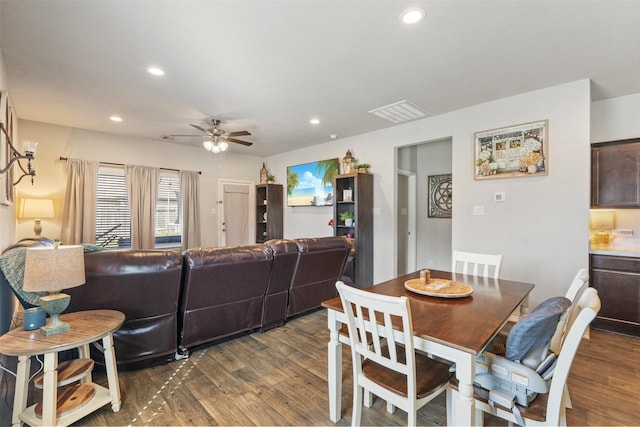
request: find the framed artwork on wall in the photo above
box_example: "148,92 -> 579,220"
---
0,91 -> 7,206
5,105 -> 15,204
428,174 -> 452,218
474,120 -> 548,180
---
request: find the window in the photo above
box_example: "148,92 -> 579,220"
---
95,166 -> 182,249
96,166 -> 130,249
155,171 -> 182,247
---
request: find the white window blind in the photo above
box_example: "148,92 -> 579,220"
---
95,167 -> 183,249
155,171 -> 182,247
96,166 -> 131,249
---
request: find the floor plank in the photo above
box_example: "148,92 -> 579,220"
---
0,310 -> 638,426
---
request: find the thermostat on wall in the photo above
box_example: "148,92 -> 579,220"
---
494,192 -> 506,202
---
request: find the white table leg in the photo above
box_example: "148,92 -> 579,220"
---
78,343 -> 93,384
102,333 -> 121,412
452,351 -> 476,426
12,355 -> 30,427
327,310 -> 342,423
520,295 -> 530,317
41,353 -> 58,426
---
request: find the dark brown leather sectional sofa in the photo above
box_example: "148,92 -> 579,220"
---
59,236 -> 352,369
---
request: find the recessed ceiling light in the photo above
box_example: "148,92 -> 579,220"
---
309,118 -> 320,125
146,66 -> 165,76
400,8 -> 425,25
110,116 -> 123,122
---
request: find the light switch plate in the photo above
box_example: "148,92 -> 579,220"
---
473,205 -> 485,215
494,192 -> 506,202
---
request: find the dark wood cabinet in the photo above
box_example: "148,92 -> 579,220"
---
256,184 -> 283,243
333,173 -> 373,288
591,138 -> 640,208
589,254 -> 640,337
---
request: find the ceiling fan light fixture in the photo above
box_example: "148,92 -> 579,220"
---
203,140 -> 214,151
211,144 -> 221,154
219,142 -> 229,152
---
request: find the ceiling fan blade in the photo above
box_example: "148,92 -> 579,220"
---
226,130 -> 251,137
226,138 -> 253,146
189,123 -> 209,133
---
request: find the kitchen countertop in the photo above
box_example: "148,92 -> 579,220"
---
590,238 -> 640,257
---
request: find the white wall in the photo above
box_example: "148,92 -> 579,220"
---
267,79 -> 592,308
0,37 -> 17,250
416,139 -> 452,271
15,119 -> 263,246
591,92 -> 640,143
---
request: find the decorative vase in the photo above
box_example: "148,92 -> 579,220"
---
345,218 -> 354,227
527,165 -> 537,174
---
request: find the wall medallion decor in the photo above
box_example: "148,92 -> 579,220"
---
428,174 -> 452,218
474,120 -> 548,180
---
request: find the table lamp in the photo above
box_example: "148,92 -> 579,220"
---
22,245 -> 85,335
19,198 -> 54,236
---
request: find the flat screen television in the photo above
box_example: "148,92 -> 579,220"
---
287,158 -> 340,206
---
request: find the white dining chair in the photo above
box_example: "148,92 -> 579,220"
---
451,250 -> 502,279
448,287 -> 601,426
335,281 -> 452,427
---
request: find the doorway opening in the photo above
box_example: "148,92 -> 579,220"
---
396,138 -> 452,276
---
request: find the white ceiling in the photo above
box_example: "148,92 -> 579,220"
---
1,0 -> 640,157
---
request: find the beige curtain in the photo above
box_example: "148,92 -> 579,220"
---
180,170 -> 201,250
60,159 -> 99,244
125,165 -> 158,249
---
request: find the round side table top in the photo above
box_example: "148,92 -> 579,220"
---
0,309 -> 125,356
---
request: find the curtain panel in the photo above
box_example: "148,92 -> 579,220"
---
60,159 -> 99,244
180,170 -> 201,250
125,165 -> 158,249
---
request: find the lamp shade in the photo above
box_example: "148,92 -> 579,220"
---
19,198 -> 54,219
23,245 -> 86,292
590,210 -> 615,230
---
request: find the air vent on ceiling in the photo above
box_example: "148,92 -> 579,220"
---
368,100 -> 429,124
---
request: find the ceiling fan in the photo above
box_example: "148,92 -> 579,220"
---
169,118 -> 253,153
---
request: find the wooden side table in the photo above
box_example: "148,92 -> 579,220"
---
0,309 -> 125,427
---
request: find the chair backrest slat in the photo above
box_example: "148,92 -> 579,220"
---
452,250 -> 502,279
336,281 -> 414,377
545,287 -> 600,424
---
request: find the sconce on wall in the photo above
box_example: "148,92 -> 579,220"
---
0,123 -> 37,185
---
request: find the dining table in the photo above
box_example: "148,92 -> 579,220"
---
321,269 -> 534,426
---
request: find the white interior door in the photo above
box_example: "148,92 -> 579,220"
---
218,180 -> 254,246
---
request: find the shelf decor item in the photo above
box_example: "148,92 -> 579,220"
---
341,150 -> 356,174
474,120 -> 548,180
339,210 -> 355,226
260,163 -> 269,184
355,163 -> 370,173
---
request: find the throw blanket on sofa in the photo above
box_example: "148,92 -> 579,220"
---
0,244 -> 103,306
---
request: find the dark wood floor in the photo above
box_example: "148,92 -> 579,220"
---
1,309 -> 638,426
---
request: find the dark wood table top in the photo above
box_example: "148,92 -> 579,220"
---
322,270 -> 534,355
